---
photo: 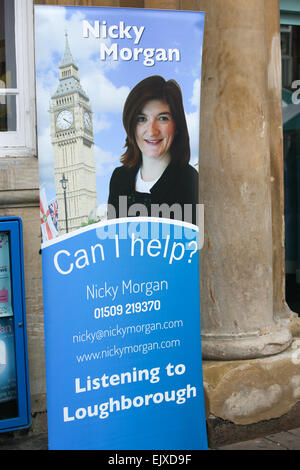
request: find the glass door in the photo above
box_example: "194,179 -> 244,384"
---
280,6 -> 300,314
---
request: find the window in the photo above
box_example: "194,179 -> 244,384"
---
280,25 -> 292,88
0,0 -> 36,156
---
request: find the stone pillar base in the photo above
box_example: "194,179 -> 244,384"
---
203,339 -> 300,432
202,325 -> 292,360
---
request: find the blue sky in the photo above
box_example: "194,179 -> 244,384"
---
34,5 -> 204,215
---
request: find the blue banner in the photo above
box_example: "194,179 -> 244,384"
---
42,219 -> 206,450
35,5 -> 207,450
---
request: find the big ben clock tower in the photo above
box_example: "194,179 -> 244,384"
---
49,32 -> 98,234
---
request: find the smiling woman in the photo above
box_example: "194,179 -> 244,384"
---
108,75 -> 199,225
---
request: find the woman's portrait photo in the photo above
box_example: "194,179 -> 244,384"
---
108,75 -> 198,225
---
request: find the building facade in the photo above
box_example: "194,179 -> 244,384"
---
0,0 -> 300,447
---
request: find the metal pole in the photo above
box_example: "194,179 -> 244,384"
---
64,187 -> 68,233
60,173 -> 69,234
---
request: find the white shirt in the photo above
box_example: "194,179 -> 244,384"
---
135,169 -> 160,193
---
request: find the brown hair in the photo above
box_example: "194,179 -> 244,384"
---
121,75 -> 190,167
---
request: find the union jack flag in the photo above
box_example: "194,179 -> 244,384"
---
48,200 -> 58,230
40,188 -> 58,243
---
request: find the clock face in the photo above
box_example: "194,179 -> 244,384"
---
56,110 -> 73,130
84,111 -> 91,130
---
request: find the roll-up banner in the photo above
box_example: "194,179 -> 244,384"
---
34,5 -> 207,451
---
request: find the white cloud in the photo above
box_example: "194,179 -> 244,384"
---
186,78 -> 201,166
35,7 -> 98,70
37,128 -> 55,190
92,114 -> 111,133
186,110 -> 200,165
189,78 -> 201,107
94,145 -> 120,177
81,69 -> 130,115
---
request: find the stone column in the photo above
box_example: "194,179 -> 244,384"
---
142,0 -> 293,359
184,0 -> 292,359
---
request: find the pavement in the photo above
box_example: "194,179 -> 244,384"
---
217,427 -> 300,450
0,427 -> 300,450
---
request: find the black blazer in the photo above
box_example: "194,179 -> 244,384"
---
108,162 -> 199,225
